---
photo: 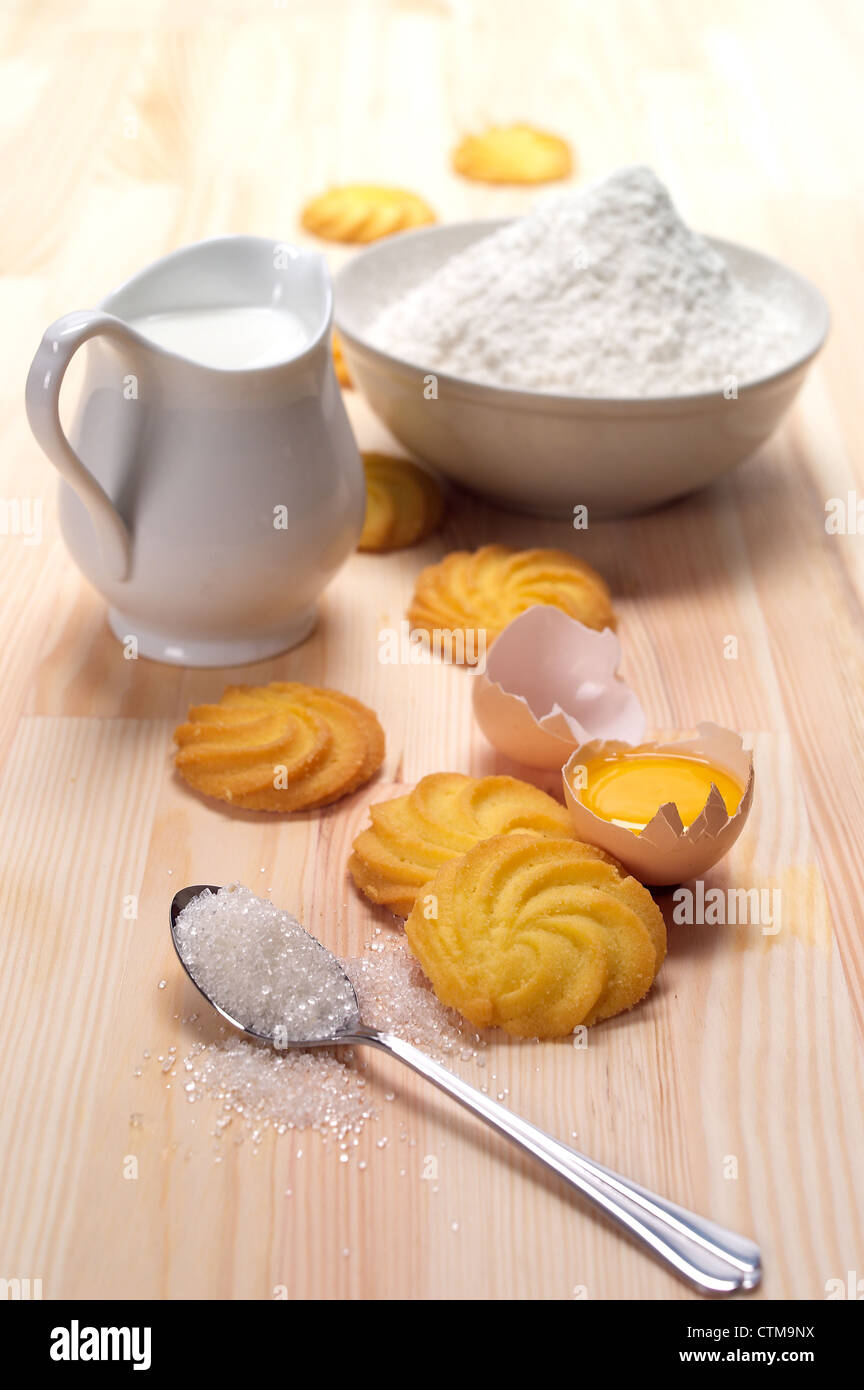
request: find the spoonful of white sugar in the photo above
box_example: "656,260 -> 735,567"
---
169,881 -> 761,1296
171,883 -> 359,1043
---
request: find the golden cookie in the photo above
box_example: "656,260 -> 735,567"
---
452,124 -> 573,184
406,833 -> 666,1036
408,545 -> 615,662
359,453 -> 444,552
174,682 -> 385,812
301,185 -> 436,243
332,331 -> 352,388
348,771 -> 595,918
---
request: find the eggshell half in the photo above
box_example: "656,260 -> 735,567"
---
562,722 -> 755,886
472,605 -> 646,769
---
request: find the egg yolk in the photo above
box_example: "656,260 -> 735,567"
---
580,752 -> 743,834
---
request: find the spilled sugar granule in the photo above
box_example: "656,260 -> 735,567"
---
347,950 -> 483,1059
178,1034 -> 374,1141
173,883 -> 358,1041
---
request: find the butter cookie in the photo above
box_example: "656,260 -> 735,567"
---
405,833 -> 666,1035
174,682 -> 385,812
348,771 -> 587,917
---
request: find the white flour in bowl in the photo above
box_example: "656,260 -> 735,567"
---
367,166 -> 798,398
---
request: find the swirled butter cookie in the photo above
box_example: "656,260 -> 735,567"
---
407,545 -> 614,660
452,124 -> 573,184
301,185 -> 436,243
405,833 -> 666,1036
359,453 -> 445,552
348,771 -> 594,917
174,682 -> 385,812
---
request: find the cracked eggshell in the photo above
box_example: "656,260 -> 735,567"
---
562,722 -> 754,885
472,605 -> 646,770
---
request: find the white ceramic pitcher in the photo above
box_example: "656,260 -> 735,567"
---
26,236 -> 365,666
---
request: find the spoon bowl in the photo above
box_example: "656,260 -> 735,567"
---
169,883 -> 762,1295
169,883 -> 364,1045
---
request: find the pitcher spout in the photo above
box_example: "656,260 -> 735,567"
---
269,242 -> 333,351
100,236 -> 333,373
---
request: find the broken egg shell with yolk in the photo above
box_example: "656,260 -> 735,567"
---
562,722 -> 754,886
472,605 -> 646,770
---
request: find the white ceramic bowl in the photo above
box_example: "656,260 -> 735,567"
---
334,220 -> 829,518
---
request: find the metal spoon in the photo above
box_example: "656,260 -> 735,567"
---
170,884 -> 761,1295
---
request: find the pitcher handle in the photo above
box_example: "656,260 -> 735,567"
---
25,310 -> 132,582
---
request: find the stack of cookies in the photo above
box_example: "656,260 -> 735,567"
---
348,772 -> 574,916
350,772 -> 666,1035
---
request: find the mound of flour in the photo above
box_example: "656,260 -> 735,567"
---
368,166 -> 797,397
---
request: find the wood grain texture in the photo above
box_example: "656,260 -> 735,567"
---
2,0 -> 863,1300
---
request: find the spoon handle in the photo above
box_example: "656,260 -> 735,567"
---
355,1027 -> 761,1296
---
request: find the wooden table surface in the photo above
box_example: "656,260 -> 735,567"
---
2,0 -> 863,1302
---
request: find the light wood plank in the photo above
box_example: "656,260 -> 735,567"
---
2,0 -> 863,1300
